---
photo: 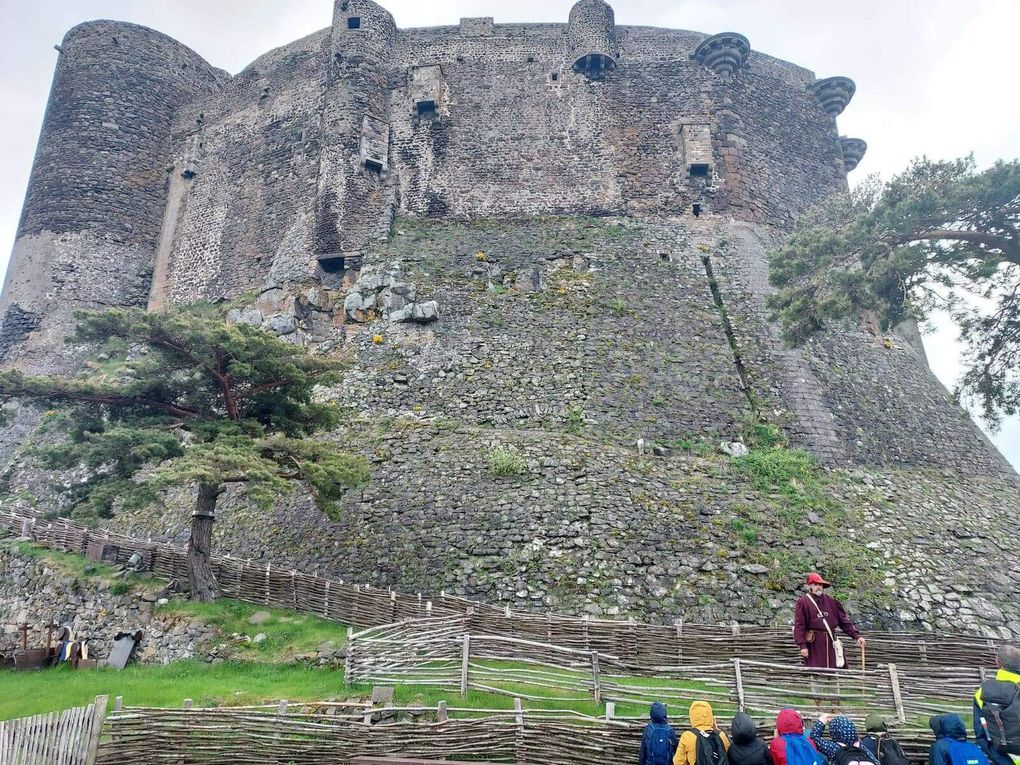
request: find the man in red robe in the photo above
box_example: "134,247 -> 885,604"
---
793,572 -> 865,669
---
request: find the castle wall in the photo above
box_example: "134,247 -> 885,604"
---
155,19 -> 847,304
160,31 -> 331,303
0,21 -> 224,368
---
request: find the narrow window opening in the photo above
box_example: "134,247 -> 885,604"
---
364,158 -> 383,174
692,202 -> 702,217
416,100 -> 437,117
319,256 -> 345,274
689,163 -> 710,178
551,72 -> 559,81
456,55 -> 465,63
347,16 -> 361,29
527,56 -> 535,63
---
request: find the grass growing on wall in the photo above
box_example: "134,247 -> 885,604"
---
155,598 -> 348,662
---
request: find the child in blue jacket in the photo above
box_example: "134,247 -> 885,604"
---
640,701 -> 679,765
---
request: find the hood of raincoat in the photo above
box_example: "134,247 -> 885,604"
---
930,714 -> 967,740
690,701 -> 716,731
731,712 -> 758,745
830,717 -> 859,746
864,713 -> 887,733
777,709 -> 805,736
650,702 -> 668,724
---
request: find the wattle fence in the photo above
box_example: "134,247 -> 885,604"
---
2,510 -> 1011,672
91,698 -> 952,765
0,696 -> 107,765
343,615 -> 990,726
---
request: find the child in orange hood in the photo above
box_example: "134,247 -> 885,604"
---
674,701 -> 731,765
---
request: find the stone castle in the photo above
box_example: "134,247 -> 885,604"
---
2,1 -> 1018,635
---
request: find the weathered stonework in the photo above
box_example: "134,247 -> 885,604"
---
0,545 -> 216,664
2,2 -> 1018,631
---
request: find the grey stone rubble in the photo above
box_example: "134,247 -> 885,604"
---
0,545 -> 216,664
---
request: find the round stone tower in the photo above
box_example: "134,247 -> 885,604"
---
0,21 -> 223,369
331,0 -> 397,64
567,0 -> 617,79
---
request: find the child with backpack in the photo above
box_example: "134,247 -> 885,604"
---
810,714 -> 879,765
930,714 -> 990,765
729,711 -> 774,765
674,700 -> 730,765
641,702 -> 679,765
861,713 -> 909,765
770,709 -> 822,765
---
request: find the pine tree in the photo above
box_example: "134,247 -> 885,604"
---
768,155 -> 1020,426
0,304 -> 369,601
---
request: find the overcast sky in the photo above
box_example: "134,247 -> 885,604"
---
1,0 -> 1018,467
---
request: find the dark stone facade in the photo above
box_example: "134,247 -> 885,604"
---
2,1 -> 1018,631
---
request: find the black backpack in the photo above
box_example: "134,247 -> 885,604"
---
832,744 -> 874,765
695,731 -> 730,765
981,679 -> 1020,755
871,735 -> 909,765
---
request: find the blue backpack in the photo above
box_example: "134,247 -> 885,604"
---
944,738 -> 990,765
646,724 -> 675,765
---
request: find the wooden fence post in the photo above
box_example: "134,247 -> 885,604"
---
324,580 -> 331,619
460,634 -> 471,697
345,627 -> 354,685
83,695 -> 108,765
437,700 -> 448,723
291,570 -> 298,610
591,651 -> 602,705
276,700 -> 288,747
264,563 -> 272,603
675,619 -> 684,665
605,701 -> 616,721
112,697 -> 123,712
887,663 -> 906,723
514,697 -> 525,765
732,658 -> 745,711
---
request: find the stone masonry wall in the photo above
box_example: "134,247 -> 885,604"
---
0,544 -> 215,664
0,21 -> 226,370
155,7 -> 848,304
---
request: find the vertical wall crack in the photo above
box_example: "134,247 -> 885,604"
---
701,253 -> 756,413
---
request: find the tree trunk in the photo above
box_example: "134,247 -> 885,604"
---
187,482 -> 221,602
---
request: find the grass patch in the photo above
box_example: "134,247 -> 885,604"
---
155,598 -> 347,662
0,658 -> 729,721
565,406 -> 585,435
488,446 -> 528,477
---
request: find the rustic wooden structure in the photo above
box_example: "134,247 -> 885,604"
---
0,696 -> 107,765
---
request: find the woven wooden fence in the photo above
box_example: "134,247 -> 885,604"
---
94,701 -> 950,765
3,510 -> 1012,670
345,617 -> 988,727
0,696 -> 107,765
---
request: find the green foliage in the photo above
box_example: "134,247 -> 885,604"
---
565,405 -> 585,435
609,298 -> 629,317
768,155 -> 1020,426
735,447 -> 816,489
667,435 -> 713,456
737,415 -> 788,450
0,305 -> 368,521
155,598 -> 347,661
488,446 -> 528,477
108,580 -> 132,595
